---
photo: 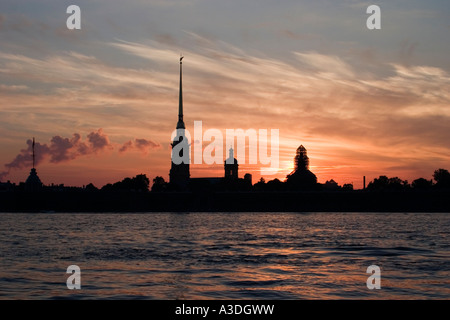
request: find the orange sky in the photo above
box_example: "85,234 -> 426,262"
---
1,2 -> 450,189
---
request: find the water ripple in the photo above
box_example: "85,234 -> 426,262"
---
0,212 -> 449,299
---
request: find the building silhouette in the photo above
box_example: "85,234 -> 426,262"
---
169,56 -> 190,188
25,137 -> 43,192
244,173 -> 252,185
286,145 -> 317,189
168,58 -> 251,191
224,147 -> 238,180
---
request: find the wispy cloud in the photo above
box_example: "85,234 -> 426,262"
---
1,31 -> 449,186
294,51 -> 355,78
106,35 -> 450,181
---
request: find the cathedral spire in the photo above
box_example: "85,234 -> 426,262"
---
177,55 -> 185,129
170,56 -> 190,188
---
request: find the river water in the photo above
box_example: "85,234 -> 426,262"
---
0,212 -> 449,299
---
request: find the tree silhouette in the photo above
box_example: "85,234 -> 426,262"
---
101,174 -> 149,192
412,178 -> 433,190
323,179 -> 340,191
266,178 -> 285,191
151,176 -> 168,192
433,169 -> 450,188
85,183 -> 98,191
367,176 -> 409,191
253,177 -> 266,191
342,183 -> 353,191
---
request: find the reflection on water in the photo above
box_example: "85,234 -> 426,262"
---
0,212 -> 449,299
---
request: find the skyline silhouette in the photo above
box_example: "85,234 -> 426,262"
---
1,128 -> 448,194
2,1 -> 450,306
1,1 -> 450,189
1,55 -> 450,191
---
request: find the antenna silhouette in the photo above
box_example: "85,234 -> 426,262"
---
32,137 -> 35,169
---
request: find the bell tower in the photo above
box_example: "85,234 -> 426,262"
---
224,147 -> 238,180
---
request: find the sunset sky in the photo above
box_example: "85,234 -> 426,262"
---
1,0 -> 449,189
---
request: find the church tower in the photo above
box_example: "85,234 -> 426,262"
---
169,57 -> 190,188
224,147 -> 238,180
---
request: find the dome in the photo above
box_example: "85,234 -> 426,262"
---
286,144 -> 317,189
286,169 -> 317,188
225,157 -> 238,165
25,168 -> 43,191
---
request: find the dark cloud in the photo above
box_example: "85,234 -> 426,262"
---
1,127 -> 162,179
119,138 -> 161,154
1,129 -> 115,178
135,138 -> 160,150
0,171 -> 8,181
119,140 -> 133,153
49,134 -> 81,163
87,129 -> 112,152
5,139 -> 50,169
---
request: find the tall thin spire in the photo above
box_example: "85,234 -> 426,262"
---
32,137 -> 35,169
177,55 -> 185,129
170,55 -> 190,188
